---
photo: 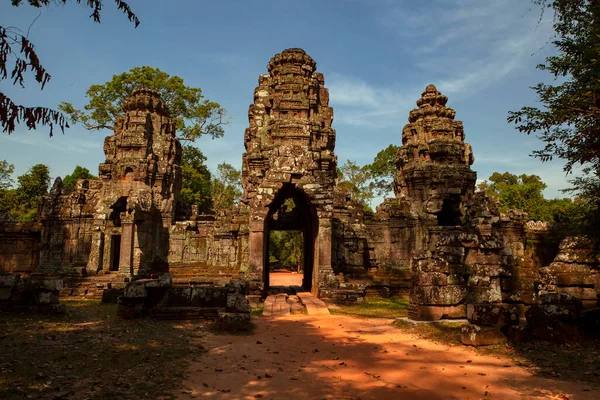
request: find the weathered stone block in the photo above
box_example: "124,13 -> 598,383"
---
504,323 -> 531,344
461,324 -> 506,346
216,312 -> 251,331
0,274 -> 20,287
467,304 -> 518,326
226,292 -> 251,313
190,286 -> 228,307
411,285 -> 466,306
410,305 -> 466,320
101,288 -> 124,303
125,282 -> 148,298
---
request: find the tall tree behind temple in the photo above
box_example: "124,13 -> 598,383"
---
0,161 -> 14,190
337,160 -> 374,209
59,66 -> 228,142
62,166 -> 97,191
478,172 -> 573,223
366,144 -> 399,198
211,163 -> 242,214
1,1 -> 138,135
181,146 -> 213,213
0,163 -> 51,221
508,0 -> 600,237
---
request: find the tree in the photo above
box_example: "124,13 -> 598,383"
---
0,160 -> 17,216
507,0 -> 600,234
269,230 -> 303,271
365,144 -> 398,197
211,162 -> 242,213
1,0 -> 138,135
338,160 -> 374,208
477,172 -> 572,222
0,160 -> 15,190
180,145 -> 212,213
62,166 -> 97,191
3,163 -> 51,221
59,66 -> 228,141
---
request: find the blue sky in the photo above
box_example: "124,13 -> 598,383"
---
0,0 -> 574,205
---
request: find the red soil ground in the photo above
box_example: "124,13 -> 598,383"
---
177,314 -> 597,400
269,271 -> 303,287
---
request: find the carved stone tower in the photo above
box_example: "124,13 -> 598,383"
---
91,88 -> 182,276
395,84 -> 476,226
241,48 -> 337,294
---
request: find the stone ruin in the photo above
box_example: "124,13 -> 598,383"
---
0,48 -> 598,340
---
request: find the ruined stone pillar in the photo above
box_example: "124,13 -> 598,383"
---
85,229 -> 104,274
315,217 -> 334,296
248,219 -> 266,286
119,216 -> 135,276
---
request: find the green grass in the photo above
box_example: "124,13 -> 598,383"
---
392,319 -> 463,346
0,300 -> 208,399
251,305 -> 263,317
329,297 -> 409,319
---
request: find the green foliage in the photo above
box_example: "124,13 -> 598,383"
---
0,163 -> 51,220
268,231 -> 303,271
59,66 -> 227,141
338,160 -> 374,209
211,162 -> 242,213
2,1 -> 137,135
331,297 -> 409,319
180,145 -> 212,213
0,160 -> 14,190
17,164 -> 50,209
62,166 -> 97,191
0,188 -> 19,216
508,0 -> 600,236
365,144 -> 399,197
478,172 -> 572,222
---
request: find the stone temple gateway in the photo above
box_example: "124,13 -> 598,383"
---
1,48 -> 598,323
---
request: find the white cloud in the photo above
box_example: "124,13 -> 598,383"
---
327,73 -> 417,128
0,133 -> 100,155
381,0 -> 554,96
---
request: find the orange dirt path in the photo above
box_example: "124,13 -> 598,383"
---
177,315 -> 597,400
269,271 -> 303,286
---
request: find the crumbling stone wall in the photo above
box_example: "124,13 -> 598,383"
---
0,223 -> 41,273
1,48 -> 598,327
0,274 -> 64,313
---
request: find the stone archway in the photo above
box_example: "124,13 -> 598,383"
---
241,49 -> 338,297
263,184 -> 317,292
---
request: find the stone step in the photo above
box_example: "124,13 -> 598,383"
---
297,292 -> 330,315
263,294 -> 290,317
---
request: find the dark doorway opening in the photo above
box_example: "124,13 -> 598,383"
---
437,195 -> 462,226
110,235 -> 121,271
109,196 -> 128,227
264,184 -> 316,293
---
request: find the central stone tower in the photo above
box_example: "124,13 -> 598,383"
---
395,84 -> 476,226
241,48 -> 337,294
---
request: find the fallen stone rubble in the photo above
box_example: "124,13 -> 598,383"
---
117,274 -> 251,330
0,273 -> 65,313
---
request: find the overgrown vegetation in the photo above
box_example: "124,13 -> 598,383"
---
509,0 -> 600,239
0,301 -> 207,399
330,297 -> 409,319
269,230 -> 303,272
0,162 -> 50,221
478,171 -> 573,222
